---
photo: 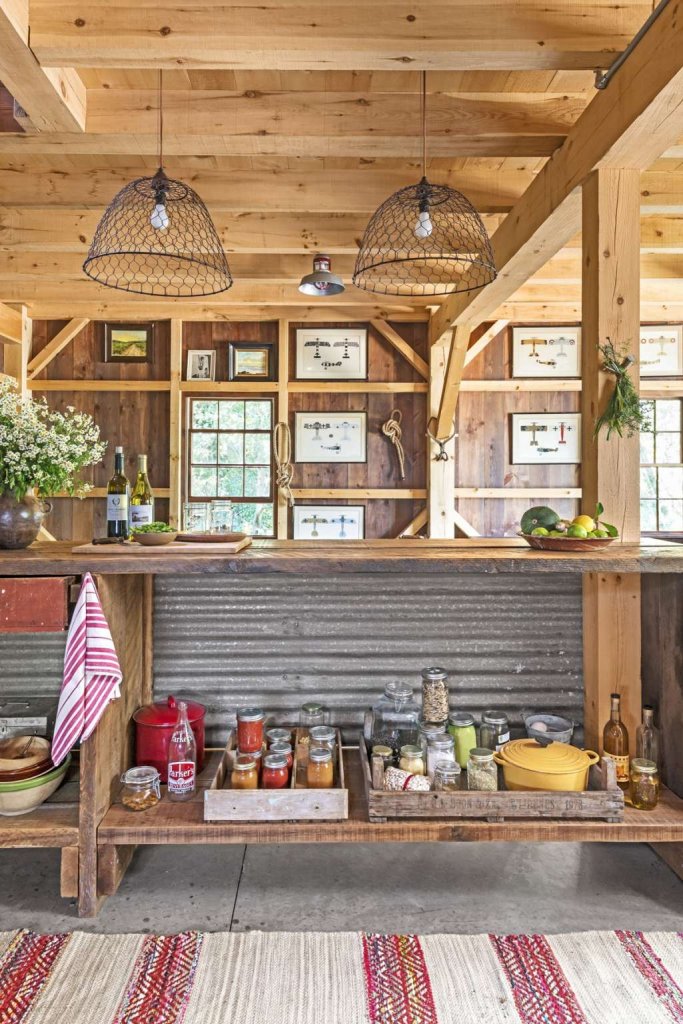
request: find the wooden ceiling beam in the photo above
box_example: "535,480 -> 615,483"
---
16,302 -> 429,322
0,299 -> 21,343
428,0 -> 683,344
28,2 -> 649,71
0,0 -> 85,133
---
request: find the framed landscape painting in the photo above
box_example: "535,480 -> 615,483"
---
228,342 -> 275,381
103,322 -> 154,363
511,327 -> 581,378
295,328 -> 368,380
293,505 -> 365,540
294,411 -> 367,463
511,412 -> 581,464
639,326 -> 683,376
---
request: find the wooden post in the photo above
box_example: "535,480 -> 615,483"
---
276,319 -> 290,539
169,319 -> 183,529
3,305 -> 30,395
428,334 -> 455,538
581,169 -> 641,750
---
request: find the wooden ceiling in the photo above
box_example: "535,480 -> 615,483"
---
1,1 -> 683,322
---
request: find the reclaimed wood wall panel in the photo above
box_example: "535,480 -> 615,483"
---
642,573 -> 683,799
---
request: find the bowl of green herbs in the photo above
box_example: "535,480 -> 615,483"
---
130,522 -> 178,546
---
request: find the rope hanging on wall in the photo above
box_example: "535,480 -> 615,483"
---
381,409 -> 406,480
273,422 -> 294,507
426,417 -> 457,461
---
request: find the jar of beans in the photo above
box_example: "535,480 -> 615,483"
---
120,766 -> 161,812
421,667 -> 450,724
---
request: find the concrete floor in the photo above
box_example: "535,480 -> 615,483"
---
1,842 -> 682,934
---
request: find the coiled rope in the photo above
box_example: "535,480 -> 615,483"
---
381,408 -> 406,480
273,421 -> 294,507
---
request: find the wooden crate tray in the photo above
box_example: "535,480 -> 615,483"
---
204,729 -> 348,822
359,739 -> 624,823
73,537 -> 251,555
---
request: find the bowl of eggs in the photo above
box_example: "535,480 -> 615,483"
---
524,714 -> 574,746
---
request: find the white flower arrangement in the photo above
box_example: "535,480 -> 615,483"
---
0,378 -> 107,500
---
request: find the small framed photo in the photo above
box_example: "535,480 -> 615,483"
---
512,327 -> 581,378
103,322 -> 154,363
186,350 -> 216,382
293,505 -> 365,540
228,342 -> 275,382
511,412 -> 581,464
296,328 -> 368,380
294,411 -> 367,463
639,326 -> 683,376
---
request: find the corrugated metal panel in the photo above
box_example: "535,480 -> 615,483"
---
153,574 -> 584,745
0,632 -> 66,729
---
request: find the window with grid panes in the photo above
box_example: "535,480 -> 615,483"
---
640,399 -> 683,532
188,398 -> 275,536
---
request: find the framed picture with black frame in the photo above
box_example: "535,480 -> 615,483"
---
227,342 -> 276,382
103,322 -> 154,363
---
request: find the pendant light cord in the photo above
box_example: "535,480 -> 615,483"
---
157,69 -> 164,169
420,70 -> 427,179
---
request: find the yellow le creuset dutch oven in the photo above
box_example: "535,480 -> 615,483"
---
494,738 -> 599,792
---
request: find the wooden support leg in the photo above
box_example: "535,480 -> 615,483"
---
60,845 -> 79,899
98,844 -> 137,896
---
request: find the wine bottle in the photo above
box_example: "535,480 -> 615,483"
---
636,705 -> 660,767
106,446 -> 130,539
130,453 -> 155,528
602,692 -> 630,788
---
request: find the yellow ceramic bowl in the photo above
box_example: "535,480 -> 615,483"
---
494,739 -> 599,792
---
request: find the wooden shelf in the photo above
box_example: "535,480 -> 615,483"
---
98,748 -> 683,846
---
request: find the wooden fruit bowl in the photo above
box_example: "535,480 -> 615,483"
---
518,532 -> 617,552
131,531 -> 178,546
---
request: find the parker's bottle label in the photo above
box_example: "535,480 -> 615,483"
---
168,761 -> 196,794
603,751 -> 630,782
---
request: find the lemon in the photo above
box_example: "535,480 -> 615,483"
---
572,514 -> 596,532
530,527 -> 549,536
566,524 -> 588,539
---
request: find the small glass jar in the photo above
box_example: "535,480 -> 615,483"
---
236,707 -> 265,753
630,758 -> 660,810
421,666 -> 450,724
266,727 -> 291,747
448,712 -> 478,769
418,720 -> 447,760
309,725 -> 336,761
210,499 -> 233,533
270,740 -> 293,772
399,744 -> 426,775
434,760 -> 462,792
307,746 -> 334,788
120,766 -> 161,812
182,502 -> 209,534
479,710 -> 510,752
426,732 -> 456,779
300,702 -> 327,733
467,748 -> 498,791
237,746 -> 262,778
262,752 -> 290,789
372,681 -> 421,754
231,754 -> 258,790
371,744 -> 394,770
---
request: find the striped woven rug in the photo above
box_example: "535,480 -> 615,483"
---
2,929 -> 683,1023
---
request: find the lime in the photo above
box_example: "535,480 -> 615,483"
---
572,514 -> 596,532
591,529 -> 608,538
530,527 -> 549,536
548,530 -> 563,537
521,506 -> 560,534
566,524 -> 588,539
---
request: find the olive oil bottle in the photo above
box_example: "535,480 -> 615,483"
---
602,692 -> 630,789
130,453 -> 155,528
106,446 -> 130,539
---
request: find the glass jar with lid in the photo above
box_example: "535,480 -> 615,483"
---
120,766 -> 161,812
231,753 -> 259,790
372,681 -> 420,755
399,744 -> 425,775
434,761 -> 462,792
236,707 -> 265,753
479,710 -> 510,752
299,702 -> 327,738
371,744 -> 394,770
270,741 -> 293,772
262,752 -> 290,789
426,733 -> 456,779
418,720 -> 446,760
309,725 -> 336,761
630,758 -> 660,810
266,727 -> 291,747
448,712 -> 478,768
421,666 -> 449,724
307,746 -> 334,788
467,748 -> 498,791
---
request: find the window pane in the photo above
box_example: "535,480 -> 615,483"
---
217,467 -> 244,497
192,401 -> 218,429
641,499 -> 658,532
245,401 -> 272,430
190,467 -> 217,497
244,466 -> 271,497
640,431 -> 655,463
655,400 -> 681,431
218,433 -> 244,465
191,432 -> 217,464
219,401 -> 245,430
232,502 -> 274,536
659,467 -> 683,500
244,433 -> 270,465
659,500 -> 683,531
656,432 -> 681,464
640,466 -> 657,499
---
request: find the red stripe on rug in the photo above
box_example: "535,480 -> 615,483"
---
491,933 -> 589,1024
362,933 -> 438,1024
616,931 -> 683,1022
0,930 -> 70,1023
112,931 -> 203,1024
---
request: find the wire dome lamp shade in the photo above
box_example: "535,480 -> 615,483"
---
352,177 -> 496,297
83,169 -> 233,297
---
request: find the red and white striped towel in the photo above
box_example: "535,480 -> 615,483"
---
51,573 -> 122,766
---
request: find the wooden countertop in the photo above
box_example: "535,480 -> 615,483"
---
1,537 -> 682,576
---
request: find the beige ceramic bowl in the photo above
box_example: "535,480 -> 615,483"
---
0,756 -> 70,816
0,735 -> 51,774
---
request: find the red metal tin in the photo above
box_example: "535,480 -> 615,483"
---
133,695 -> 205,782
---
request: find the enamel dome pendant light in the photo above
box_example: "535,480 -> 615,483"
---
352,71 -> 496,296
83,71 -> 232,297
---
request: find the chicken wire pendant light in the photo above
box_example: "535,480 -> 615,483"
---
83,72 -> 232,297
352,72 -> 496,296
298,254 -> 345,296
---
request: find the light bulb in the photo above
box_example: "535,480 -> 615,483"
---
150,202 -> 169,230
414,209 -> 433,239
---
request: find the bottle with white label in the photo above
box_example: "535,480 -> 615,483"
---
130,453 -> 155,528
106,446 -> 130,539
167,701 -> 197,802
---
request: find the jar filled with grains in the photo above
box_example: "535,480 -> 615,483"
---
399,744 -> 426,775
433,761 -> 462,792
479,710 -> 510,752
372,681 -> 421,755
421,667 -> 450,724
448,712 -> 478,769
467,747 -> 498,791
418,720 -> 447,760
630,758 -> 660,810
426,733 -> 456,779
121,766 -> 161,812
307,746 -> 334,788
231,754 -> 259,790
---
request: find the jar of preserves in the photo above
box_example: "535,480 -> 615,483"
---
426,733 -> 456,779
120,766 -> 161,812
434,761 -> 462,792
448,712 -> 478,768
467,747 -> 498,791
236,707 -> 265,753
307,746 -> 334,788
418,720 -> 446,760
237,746 -> 262,778
231,754 -> 258,790
266,727 -> 291,747
399,744 -> 425,775
421,666 -> 449,724
630,758 -> 660,810
270,740 -> 293,772
479,710 -> 510,752
262,752 -> 290,789
371,744 -> 394,770
372,681 -> 420,754
309,725 -> 336,760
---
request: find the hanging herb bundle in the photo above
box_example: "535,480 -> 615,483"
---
593,339 -> 650,440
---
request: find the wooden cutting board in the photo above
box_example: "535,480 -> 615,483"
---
73,537 -> 252,555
